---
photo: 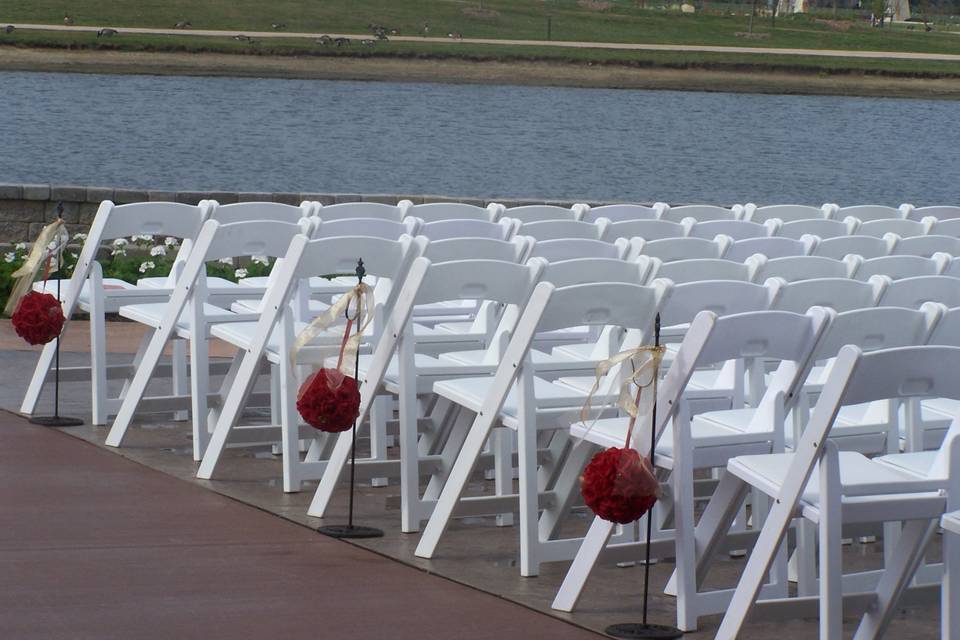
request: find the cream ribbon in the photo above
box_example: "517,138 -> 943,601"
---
289,282 -> 375,376
4,219 -> 69,317
577,344 -> 665,451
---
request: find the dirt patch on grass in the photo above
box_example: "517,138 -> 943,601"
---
578,0 -> 617,10
814,18 -> 855,31
461,7 -> 501,19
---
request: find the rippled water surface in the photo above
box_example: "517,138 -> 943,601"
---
1,70 -> 957,204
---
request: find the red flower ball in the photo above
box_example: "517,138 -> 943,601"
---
581,447 -> 659,524
11,291 -> 65,346
296,368 -> 361,433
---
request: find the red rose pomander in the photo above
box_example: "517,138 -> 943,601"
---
581,447 -> 659,524
11,291 -> 65,346
296,368 -> 361,433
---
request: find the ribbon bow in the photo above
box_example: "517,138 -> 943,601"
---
577,344 -> 665,451
289,282 -> 375,375
3,219 -> 69,317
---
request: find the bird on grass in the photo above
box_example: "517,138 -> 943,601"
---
271,23 -> 287,30
97,27 -> 118,37
173,21 -> 191,29
63,14 -> 74,25
2,25 -> 15,34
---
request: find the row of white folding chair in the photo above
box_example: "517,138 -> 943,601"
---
691,344 -> 960,639
330,200 -> 588,224
747,203 -> 960,223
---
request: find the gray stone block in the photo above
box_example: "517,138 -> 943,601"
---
113,188 -> 150,204
85,187 -> 114,204
148,190 -> 177,202
0,221 -> 30,242
421,195 -> 460,204
0,183 -> 23,200
394,194 -> 424,205
207,191 -> 239,204
360,194 -> 401,205
272,192 -> 302,206
238,192 -> 273,202
456,197 -> 485,207
176,191 -> 208,205
332,193 -> 362,204
50,185 -> 87,202
300,193 -> 336,205
0,200 -> 45,222
22,184 -> 51,201
78,203 -> 99,225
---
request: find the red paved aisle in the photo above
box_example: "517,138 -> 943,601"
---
0,411 -> 599,640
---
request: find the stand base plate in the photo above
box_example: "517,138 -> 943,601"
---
317,524 -> 384,539
29,416 -> 84,427
605,623 -> 683,639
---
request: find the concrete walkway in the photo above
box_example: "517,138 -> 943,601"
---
6,22 -> 960,62
0,409 -> 600,639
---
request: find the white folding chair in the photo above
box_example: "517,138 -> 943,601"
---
518,219 -> 607,241
530,237 -> 630,262
776,218 -> 856,240
767,277 -> 883,314
857,218 -> 930,238
553,308 -> 831,632
893,234 -> 960,257
904,204 -> 960,221
581,203 -> 663,222
650,257 -> 752,284
725,236 -> 814,262
413,280 -> 671,576
502,204 -> 585,223
316,217 -> 420,239
829,204 -> 905,222
195,234 -> 426,490
603,218 -> 689,242
398,200 -> 500,222
746,255 -> 859,282
632,236 -> 731,263
660,204 -> 742,223
854,255 -> 946,281
811,234 -> 894,260
743,203 -> 830,224
103,218 -> 316,460
879,275 -> 960,308
315,201 -> 405,221
686,219 -> 771,241
23,200 -> 212,425
694,345 -> 960,638
209,200 -> 316,225
419,218 -> 516,241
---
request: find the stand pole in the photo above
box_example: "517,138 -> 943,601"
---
30,215 -> 83,428
318,258 -> 383,539
605,314 -> 682,640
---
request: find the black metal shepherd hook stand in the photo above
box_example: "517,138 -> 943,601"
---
606,314 -> 682,640
318,258 -> 383,540
30,207 -> 83,428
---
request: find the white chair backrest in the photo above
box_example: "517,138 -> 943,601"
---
903,205 -> 960,221
412,259 -> 542,308
746,255 -> 857,282
209,201 -> 315,224
651,257 -> 751,284
581,203 -> 661,222
519,219 -> 606,241
892,234 -> 960,257
927,218 -> 960,238
530,238 -> 629,262
541,257 -> 650,288
632,236 -> 730,263
425,237 -> 529,264
767,277 -> 882,313
879,275 -> 960,309
527,280 -> 670,335
419,218 -> 515,241
315,202 -> 405,222
776,218 -> 855,240
201,219 -> 314,263
854,255 -> 944,281
830,204 -> 903,222
660,204 -> 740,223
96,200 -> 209,242
725,236 -> 812,262
398,200 -> 499,222
811,234 -> 893,259
685,219 -> 771,241
810,305 -> 938,361
743,204 -> 828,223
659,280 -> 772,327
604,218 -> 688,241
316,217 -> 419,239
856,218 -> 929,238
503,204 -> 582,223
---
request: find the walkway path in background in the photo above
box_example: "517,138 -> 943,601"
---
0,410 -> 600,639
6,22 -> 960,62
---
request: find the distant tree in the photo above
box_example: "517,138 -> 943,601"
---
870,0 -> 887,25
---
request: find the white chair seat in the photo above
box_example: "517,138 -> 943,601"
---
441,348 -> 601,375
138,275 -> 236,290
210,319 -> 358,363
34,278 -> 138,311
874,451 -> 936,477
355,352 -> 496,395
119,302 -> 248,339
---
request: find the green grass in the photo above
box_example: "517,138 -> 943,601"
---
3,28 -> 960,77
2,0 -> 959,54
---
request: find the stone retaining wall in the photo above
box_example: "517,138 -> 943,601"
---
0,183 -> 598,242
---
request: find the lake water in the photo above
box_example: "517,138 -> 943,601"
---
1,70 -> 957,205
